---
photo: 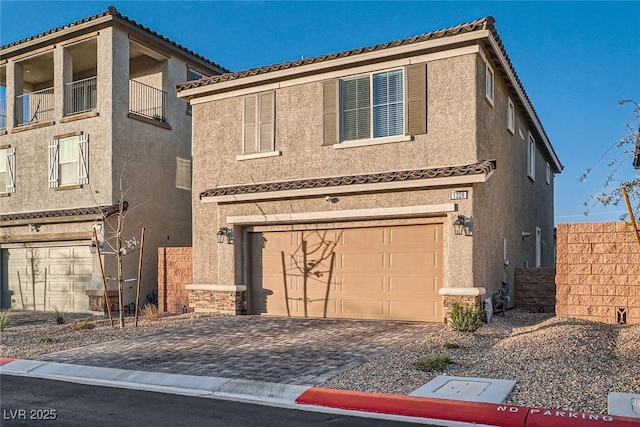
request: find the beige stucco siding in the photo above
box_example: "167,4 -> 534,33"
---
473,53 -> 555,297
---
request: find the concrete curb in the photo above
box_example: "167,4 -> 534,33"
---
2,359 -> 639,426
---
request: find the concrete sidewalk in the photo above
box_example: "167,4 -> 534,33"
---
2,358 -> 639,427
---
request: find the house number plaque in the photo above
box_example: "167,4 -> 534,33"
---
450,191 -> 468,200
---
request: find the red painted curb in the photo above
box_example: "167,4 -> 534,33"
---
0,358 -> 16,366
296,387 -> 528,427
296,388 -> 640,427
526,408 -> 640,427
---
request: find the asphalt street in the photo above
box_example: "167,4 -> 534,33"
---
0,375 -> 441,427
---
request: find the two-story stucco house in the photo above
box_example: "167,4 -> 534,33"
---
177,16 -> 562,322
0,7 -> 227,312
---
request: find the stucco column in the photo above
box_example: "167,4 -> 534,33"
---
8,61 -> 22,129
52,45 -> 69,120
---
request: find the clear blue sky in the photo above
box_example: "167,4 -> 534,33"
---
1,1 -> 638,224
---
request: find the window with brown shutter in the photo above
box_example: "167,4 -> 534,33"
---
405,63 -> 427,135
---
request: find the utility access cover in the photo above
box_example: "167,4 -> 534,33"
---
434,379 -> 490,397
410,376 -> 516,404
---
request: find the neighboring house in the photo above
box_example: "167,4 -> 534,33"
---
0,7 -> 227,312
176,16 -> 563,322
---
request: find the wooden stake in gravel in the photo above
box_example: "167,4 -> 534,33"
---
621,185 -> 640,251
94,228 -> 114,327
134,227 -> 145,327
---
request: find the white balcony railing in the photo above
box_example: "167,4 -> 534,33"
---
65,76 -> 97,116
129,79 -> 166,122
16,87 -> 54,126
0,99 -> 6,130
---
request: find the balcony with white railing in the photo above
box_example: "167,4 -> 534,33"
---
16,87 -> 55,126
64,76 -> 97,116
0,99 -> 6,130
129,79 -> 167,122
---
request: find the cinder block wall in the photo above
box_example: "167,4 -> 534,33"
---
157,247 -> 193,313
514,268 -> 556,313
556,222 -> 640,324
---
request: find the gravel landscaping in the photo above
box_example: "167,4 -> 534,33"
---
1,309 -> 638,414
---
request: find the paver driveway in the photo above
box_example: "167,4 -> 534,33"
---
36,316 -> 441,385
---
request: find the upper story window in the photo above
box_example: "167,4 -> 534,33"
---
0,146 -> 16,194
485,61 -> 495,106
342,69 -> 404,141
243,91 -> 275,155
186,68 -> 209,115
546,162 -> 551,185
48,133 -> 89,188
322,64 -> 426,146
507,97 -> 515,134
527,132 -> 536,181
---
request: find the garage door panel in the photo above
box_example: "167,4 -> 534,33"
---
73,263 -> 93,275
339,253 -> 385,272
388,276 -> 438,294
389,251 -> 439,272
341,299 -> 385,317
253,224 -> 443,322
340,228 -> 385,249
339,276 -> 385,293
389,226 -> 440,247
389,300 -> 439,321
48,247 -> 72,259
49,281 -> 72,293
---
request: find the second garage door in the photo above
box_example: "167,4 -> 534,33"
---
251,223 -> 443,322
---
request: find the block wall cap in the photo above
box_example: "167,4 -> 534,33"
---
439,287 -> 487,296
186,284 -> 247,292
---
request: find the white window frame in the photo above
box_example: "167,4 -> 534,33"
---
507,97 -> 515,134
485,61 -> 494,106
527,132 -> 536,181
546,162 -> 551,185
340,68 -> 405,142
48,134 -> 89,188
0,146 -> 16,194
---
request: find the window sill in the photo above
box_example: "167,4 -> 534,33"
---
236,151 -> 282,161
507,127 -> 514,135
333,135 -> 413,149
61,111 -> 99,123
11,120 -> 56,133
527,174 -> 535,182
0,192 -> 10,198
485,95 -> 494,107
53,184 -> 83,191
0,130 -> 6,136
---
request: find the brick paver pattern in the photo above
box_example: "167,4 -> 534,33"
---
36,316 -> 441,385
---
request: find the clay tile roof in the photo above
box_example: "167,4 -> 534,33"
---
200,160 -> 496,199
176,16 -> 494,91
0,6 -> 230,73
0,202 -> 128,222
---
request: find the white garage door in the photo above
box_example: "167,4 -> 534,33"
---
251,223 -> 443,322
4,245 -> 92,312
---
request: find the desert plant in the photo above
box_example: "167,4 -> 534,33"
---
414,355 -> 455,372
74,320 -> 96,331
443,342 -> 460,349
52,304 -> 68,324
142,303 -> 160,321
448,302 -> 485,333
0,309 -> 12,331
40,337 -> 54,343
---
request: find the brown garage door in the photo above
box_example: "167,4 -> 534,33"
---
250,223 -> 443,322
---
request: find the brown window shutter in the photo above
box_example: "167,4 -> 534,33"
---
405,63 -> 427,135
243,95 -> 257,154
322,79 -> 339,145
259,91 -> 275,152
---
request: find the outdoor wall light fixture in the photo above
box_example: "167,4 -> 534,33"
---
217,227 -> 234,244
453,215 -> 473,236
